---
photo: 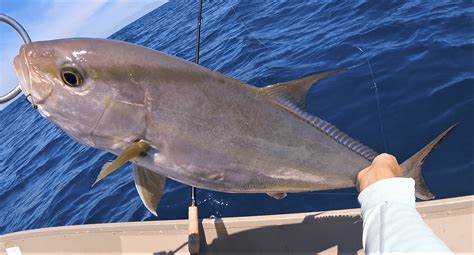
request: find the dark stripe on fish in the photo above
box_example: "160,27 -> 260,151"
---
272,96 -> 378,161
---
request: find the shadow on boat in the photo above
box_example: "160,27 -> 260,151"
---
154,214 -> 363,254
2,196 -> 471,254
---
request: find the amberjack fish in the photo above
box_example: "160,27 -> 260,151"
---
14,38 -> 456,215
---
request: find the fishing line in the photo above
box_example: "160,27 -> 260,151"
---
232,2 -> 389,153
230,4 -> 271,51
223,4 -> 383,198
355,46 -> 388,152
350,4 -> 389,152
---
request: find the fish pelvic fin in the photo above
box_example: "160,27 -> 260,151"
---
92,140 -> 150,187
133,165 -> 166,216
400,123 -> 458,200
260,68 -> 346,109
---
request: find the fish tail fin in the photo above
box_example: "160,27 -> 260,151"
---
400,123 -> 458,200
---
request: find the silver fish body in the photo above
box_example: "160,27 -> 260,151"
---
14,38 -> 455,206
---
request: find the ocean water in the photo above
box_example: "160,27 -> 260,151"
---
0,0 -> 472,235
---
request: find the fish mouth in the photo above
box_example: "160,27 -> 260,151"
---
14,48 -> 31,97
13,44 -> 52,104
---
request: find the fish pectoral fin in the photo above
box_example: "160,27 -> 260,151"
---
92,162 -> 114,187
267,192 -> 287,199
92,140 -> 150,187
260,69 -> 345,109
133,165 -> 166,216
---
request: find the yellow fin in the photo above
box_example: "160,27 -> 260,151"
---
260,69 -> 346,109
133,165 -> 166,216
92,140 -> 150,187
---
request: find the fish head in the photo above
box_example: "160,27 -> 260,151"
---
14,39 -> 148,150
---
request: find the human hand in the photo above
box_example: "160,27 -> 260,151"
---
357,153 -> 403,192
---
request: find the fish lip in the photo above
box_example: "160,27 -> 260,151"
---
14,44 -> 53,105
14,46 -> 31,96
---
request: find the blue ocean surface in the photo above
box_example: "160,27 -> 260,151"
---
0,0 -> 472,235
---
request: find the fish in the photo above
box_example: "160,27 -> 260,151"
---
13,38 -> 457,216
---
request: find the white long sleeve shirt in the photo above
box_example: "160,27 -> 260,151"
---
358,178 -> 452,254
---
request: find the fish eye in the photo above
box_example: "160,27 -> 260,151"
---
61,67 -> 82,87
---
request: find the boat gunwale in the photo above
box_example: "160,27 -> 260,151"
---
1,195 -> 472,242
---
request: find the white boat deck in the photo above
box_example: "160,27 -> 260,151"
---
1,195 -> 472,254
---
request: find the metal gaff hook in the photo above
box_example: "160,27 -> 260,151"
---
0,14 -> 32,104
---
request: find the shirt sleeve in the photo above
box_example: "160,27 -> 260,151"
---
358,178 -> 452,254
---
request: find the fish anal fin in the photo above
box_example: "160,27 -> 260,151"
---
260,68 -> 346,109
133,164 -> 166,216
267,192 -> 287,199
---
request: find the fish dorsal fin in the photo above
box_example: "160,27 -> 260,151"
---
93,140 -> 150,186
133,165 -> 166,216
260,69 -> 378,161
260,69 -> 346,109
